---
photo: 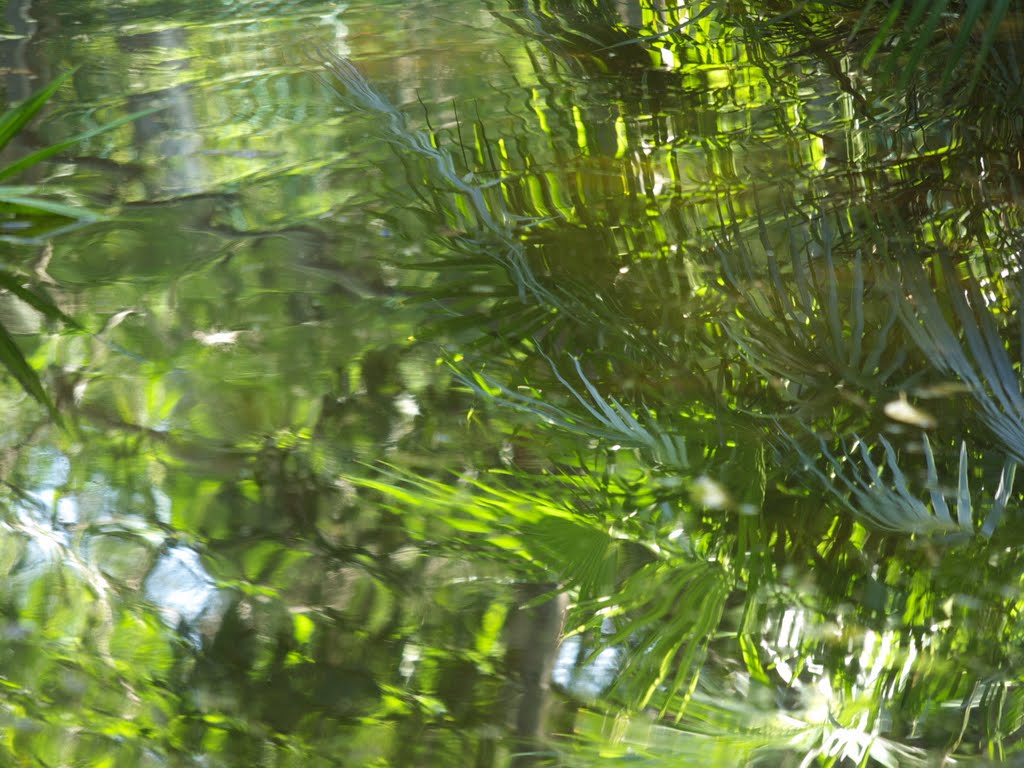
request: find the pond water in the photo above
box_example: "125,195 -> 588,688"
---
3,1 -> 1024,765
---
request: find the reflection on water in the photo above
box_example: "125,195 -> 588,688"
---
3,0 -> 1024,765
145,546 -> 224,645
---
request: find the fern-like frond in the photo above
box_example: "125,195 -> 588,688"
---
898,252 -> 1024,464
788,430 -> 1016,536
449,351 -> 689,469
718,206 -> 906,401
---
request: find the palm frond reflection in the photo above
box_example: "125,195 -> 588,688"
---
786,430 -> 1017,537
899,251 -> 1024,464
320,20 -> 1024,763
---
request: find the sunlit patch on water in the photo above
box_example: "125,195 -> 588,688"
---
144,546 -> 226,647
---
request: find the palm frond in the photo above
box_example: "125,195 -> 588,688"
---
352,461 -> 645,578
718,205 -> 906,401
584,558 -> 730,716
449,351 -> 689,469
788,429 -> 1017,536
898,252 -> 1024,463
319,51 -> 509,235
858,0 -> 1019,97
322,51 -> 660,354
351,460 -> 733,718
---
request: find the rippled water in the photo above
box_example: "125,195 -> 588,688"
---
3,1 -> 1024,766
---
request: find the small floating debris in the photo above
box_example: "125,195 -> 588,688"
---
691,475 -> 732,510
884,393 -> 937,429
193,329 -> 241,347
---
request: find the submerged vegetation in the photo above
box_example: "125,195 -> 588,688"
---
5,0 -> 1024,765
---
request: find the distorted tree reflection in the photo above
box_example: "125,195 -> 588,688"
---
324,2 -> 1024,763
7,1 -> 1024,766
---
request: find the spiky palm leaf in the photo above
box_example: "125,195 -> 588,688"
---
450,351 -> 690,469
898,251 -> 1024,464
718,207 -> 907,403
351,460 -> 733,719
855,0 -> 1020,96
788,429 -> 1016,536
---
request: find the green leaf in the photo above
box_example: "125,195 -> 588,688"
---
0,106 -> 163,182
0,268 -> 78,327
957,441 -> 972,530
863,0 -> 906,68
0,188 -> 105,221
0,320 -> 57,420
940,1 -> 990,86
966,0 -> 1012,96
739,633 -> 771,686
894,0 -> 952,89
0,71 -> 72,153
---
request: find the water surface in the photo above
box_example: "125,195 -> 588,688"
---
3,1 -> 1024,766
